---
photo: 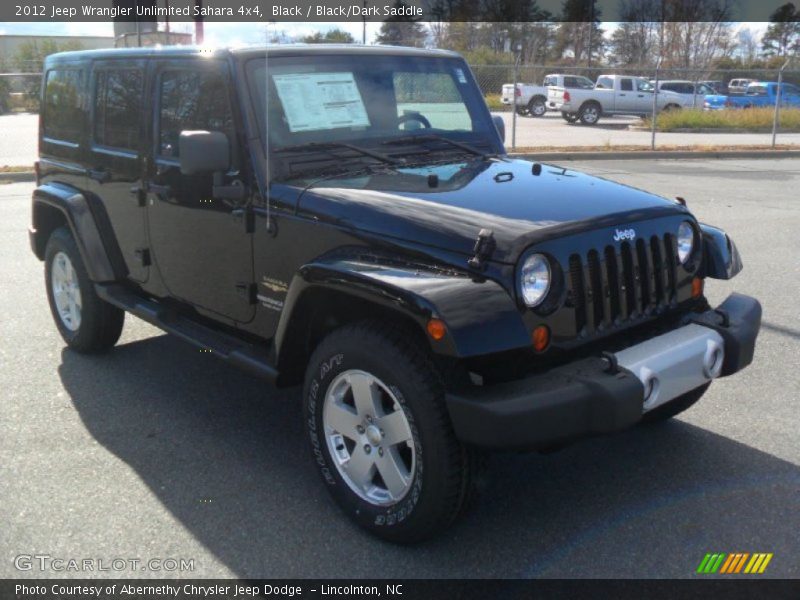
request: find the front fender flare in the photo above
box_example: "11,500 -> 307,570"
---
700,223 -> 743,280
274,259 -> 530,362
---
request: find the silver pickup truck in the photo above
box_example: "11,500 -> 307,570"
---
548,74 -> 684,125
502,73 -> 594,117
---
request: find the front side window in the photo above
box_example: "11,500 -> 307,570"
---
158,68 -> 234,159
94,69 -> 143,151
43,69 -> 84,142
543,75 -> 557,86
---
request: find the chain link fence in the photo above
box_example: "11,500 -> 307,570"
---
472,63 -> 800,151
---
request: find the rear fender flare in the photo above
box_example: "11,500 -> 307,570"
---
31,183 -> 117,282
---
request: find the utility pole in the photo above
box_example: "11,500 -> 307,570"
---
772,58 -> 792,148
362,0 -> 367,44
511,43 -> 521,150
194,0 -> 204,45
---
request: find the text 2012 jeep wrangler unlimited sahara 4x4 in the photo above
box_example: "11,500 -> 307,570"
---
30,45 -> 761,543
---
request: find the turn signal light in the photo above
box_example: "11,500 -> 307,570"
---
692,277 -> 704,299
532,325 -> 550,352
426,318 -> 447,341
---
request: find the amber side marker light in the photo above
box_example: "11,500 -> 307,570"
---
426,318 -> 447,341
532,325 -> 550,352
692,277 -> 704,299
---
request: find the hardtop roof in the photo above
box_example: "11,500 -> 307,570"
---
45,44 -> 462,65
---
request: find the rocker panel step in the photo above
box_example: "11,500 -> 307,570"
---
95,283 -> 278,383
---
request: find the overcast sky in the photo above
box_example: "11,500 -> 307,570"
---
0,21 -> 768,47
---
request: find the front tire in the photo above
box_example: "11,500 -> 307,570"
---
304,321 -> 475,543
44,226 -> 124,353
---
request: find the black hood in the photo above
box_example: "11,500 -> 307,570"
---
294,158 -> 690,264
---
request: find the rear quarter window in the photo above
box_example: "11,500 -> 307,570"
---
93,69 -> 143,151
43,69 -> 85,143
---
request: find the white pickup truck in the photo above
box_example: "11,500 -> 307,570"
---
547,74 -> 685,125
501,73 -> 594,117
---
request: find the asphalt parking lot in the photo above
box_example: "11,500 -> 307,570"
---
1,158 -> 799,579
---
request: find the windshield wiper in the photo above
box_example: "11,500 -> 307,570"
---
274,141 -> 398,166
381,134 -> 490,158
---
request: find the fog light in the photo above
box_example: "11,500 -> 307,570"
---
692,277 -> 704,298
426,318 -> 446,341
532,325 -> 550,352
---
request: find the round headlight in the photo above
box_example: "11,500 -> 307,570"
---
677,221 -> 695,264
520,253 -> 551,307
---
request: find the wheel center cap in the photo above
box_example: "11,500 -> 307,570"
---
366,425 -> 381,446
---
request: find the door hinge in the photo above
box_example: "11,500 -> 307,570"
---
134,248 -> 151,267
231,207 -> 254,233
236,282 -> 257,304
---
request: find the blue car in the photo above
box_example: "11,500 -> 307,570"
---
704,82 -> 800,110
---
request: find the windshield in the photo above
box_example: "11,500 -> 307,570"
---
248,54 -> 498,156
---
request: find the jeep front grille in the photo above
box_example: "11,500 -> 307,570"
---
568,234 -> 678,335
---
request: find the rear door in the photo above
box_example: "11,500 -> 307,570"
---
86,60 -> 149,283
615,77 -> 637,112
145,58 -> 255,324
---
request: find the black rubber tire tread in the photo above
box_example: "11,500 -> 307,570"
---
44,226 -> 124,353
641,383 -> 711,424
303,320 -> 476,543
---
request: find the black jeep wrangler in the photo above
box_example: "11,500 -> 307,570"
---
30,45 -> 761,542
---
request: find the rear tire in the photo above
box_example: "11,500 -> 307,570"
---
641,383 -> 711,424
303,321 -> 476,543
528,97 -> 547,117
578,102 -> 601,125
44,226 -> 124,353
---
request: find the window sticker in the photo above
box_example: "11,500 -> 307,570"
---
272,72 -> 370,133
455,68 -> 467,84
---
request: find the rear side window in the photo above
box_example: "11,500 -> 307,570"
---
543,75 -> 556,86
93,69 -> 143,151
620,79 -> 633,92
43,69 -> 84,143
158,69 -> 234,159
596,77 -> 613,89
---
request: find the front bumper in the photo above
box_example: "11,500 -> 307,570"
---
445,293 -> 761,450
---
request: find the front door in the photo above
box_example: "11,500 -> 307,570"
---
145,59 -> 255,324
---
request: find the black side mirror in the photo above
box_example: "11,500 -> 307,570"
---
492,115 -> 505,144
179,130 -> 229,175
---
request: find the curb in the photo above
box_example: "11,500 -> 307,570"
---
510,149 -> 800,161
0,171 -> 35,182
